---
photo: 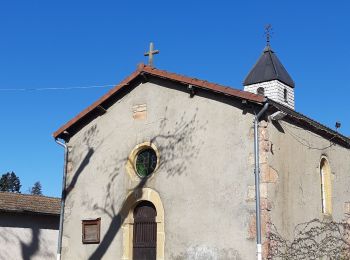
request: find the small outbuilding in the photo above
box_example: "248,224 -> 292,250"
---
0,192 -> 60,260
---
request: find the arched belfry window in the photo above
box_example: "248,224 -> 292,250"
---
320,157 -> 332,215
257,87 -> 265,96
284,88 -> 288,102
133,201 -> 157,260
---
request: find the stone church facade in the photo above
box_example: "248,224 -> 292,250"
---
54,45 -> 350,259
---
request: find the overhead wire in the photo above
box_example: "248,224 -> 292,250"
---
0,84 -> 116,92
279,121 -> 336,150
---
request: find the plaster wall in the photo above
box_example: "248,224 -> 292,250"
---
0,213 -> 59,260
267,119 -> 350,240
61,79 -> 260,260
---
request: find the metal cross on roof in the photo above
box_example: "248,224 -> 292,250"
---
144,42 -> 159,67
264,24 -> 273,46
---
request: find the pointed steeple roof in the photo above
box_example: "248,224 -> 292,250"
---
243,45 -> 295,88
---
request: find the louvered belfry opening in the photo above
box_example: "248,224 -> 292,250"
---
133,201 -> 157,260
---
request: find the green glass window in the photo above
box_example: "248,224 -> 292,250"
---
135,148 -> 157,178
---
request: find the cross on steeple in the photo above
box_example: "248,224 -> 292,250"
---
264,24 -> 273,46
144,42 -> 159,67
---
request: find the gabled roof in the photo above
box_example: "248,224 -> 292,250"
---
0,192 -> 60,216
243,45 -> 295,88
53,64 -> 350,149
53,64 -> 265,140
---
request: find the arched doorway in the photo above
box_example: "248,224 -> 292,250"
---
133,201 -> 157,260
122,188 -> 164,260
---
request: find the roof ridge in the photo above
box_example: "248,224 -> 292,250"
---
0,191 -> 60,200
53,65 -> 264,140
268,48 -> 279,78
140,65 -> 262,97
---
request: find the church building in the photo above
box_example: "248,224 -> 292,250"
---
53,42 -> 350,259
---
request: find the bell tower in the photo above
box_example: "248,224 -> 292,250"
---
243,28 -> 295,110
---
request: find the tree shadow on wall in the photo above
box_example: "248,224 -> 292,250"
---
65,148 -> 94,198
86,107 -> 207,260
0,213 -> 57,259
152,107 -> 206,177
0,227 -> 41,260
65,124 -> 100,200
20,227 -> 40,260
88,177 -> 147,260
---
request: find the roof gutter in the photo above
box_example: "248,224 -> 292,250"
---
0,209 -> 60,216
253,101 -> 269,260
55,138 -> 68,260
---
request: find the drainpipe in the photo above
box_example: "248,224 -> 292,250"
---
55,138 -> 68,260
254,101 -> 269,260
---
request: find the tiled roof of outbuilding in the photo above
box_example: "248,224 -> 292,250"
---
0,192 -> 60,215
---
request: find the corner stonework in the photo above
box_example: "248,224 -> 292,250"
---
246,120 -> 278,259
345,202 -> 350,218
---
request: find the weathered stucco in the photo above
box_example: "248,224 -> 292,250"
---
60,77 -> 350,259
264,118 -> 350,257
0,213 -> 59,260
62,79 -> 260,259
267,119 -> 350,226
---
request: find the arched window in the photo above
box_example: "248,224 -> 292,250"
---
320,157 -> 332,215
257,87 -> 265,96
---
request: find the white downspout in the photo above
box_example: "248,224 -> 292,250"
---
55,139 -> 68,260
254,102 -> 269,260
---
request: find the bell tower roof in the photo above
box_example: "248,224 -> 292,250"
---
243,45 -> 295,88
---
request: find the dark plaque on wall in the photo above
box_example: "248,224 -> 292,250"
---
82,218 -> 101,244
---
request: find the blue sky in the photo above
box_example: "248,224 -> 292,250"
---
0,1 -> 349,197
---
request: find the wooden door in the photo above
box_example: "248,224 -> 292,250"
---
133,201 -> 157,260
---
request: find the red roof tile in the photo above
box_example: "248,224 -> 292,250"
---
0,192 -> 60,215
53,64 -> 264,140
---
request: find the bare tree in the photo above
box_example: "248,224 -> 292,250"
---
268,218 -> 350,259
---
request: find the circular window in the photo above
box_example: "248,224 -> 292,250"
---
135,148 -> 158,178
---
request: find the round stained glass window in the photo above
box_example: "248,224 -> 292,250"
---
135,148 -> 158,178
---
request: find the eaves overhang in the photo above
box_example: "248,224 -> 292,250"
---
267,99 -> 350,149
53,64 -> 265,141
